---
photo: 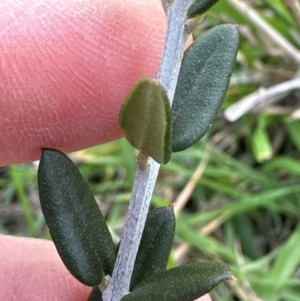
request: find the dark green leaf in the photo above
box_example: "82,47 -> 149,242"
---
130,206 -> 175,290
172,24 -> 239,152
88,286 -> 103,301
38,149 -> 116,286
122,262 -> 233,301
187,0 -> 220,18
119,77 -> 172,164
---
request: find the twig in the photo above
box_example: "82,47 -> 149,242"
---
226,0 -> 300,63
224,0 -> 300,121
174,148 -> 211,216
158,0 -> 192,100
224,78 -> 300,122
282,0 -> 300,28
229,242 -> 264,301
102,1 -> 192,300
224,87 -> 266,122
229,71 -> 264,86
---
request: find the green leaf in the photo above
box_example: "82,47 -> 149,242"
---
88,286 -> 103,301
284,120 -> 300,151
187,0 -> 220,18
38,149 -> 116,286
251,122 -> 273,163
119,77 -> 172,164
269,224 -> 300,290
130,206 -> 175,290
172,24 -> 239,152
122,262 -> 232,301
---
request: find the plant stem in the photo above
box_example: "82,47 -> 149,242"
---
158,0 -> 192,101
102,1 -> 192,300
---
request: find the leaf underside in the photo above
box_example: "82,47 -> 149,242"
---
172,24 -> 239,152
38,148 -> 115,286
119,77 -> 172,164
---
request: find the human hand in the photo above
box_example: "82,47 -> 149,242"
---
0,0 -> 211,300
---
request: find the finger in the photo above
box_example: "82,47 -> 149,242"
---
0,0 -> 165,166
0,235 -> 212,301
0,235 -> 91,301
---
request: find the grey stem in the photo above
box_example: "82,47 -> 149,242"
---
102,1 -> 192,301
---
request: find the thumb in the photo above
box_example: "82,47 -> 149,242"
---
0,0 -> 165,166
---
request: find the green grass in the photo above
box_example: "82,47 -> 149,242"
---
1,0 -> 300,300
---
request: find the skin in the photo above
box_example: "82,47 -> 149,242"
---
0,0 -> 212,300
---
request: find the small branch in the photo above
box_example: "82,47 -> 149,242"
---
102,161 -> 160,301
224,77 -> 300,122
158,0 -> 192,101
226,0 -> 300,63
102,1 -> 192,300
173,147 -> 211,216
224,87 -> 266,122
224,0 -> 300,121
282,0 -> 300,29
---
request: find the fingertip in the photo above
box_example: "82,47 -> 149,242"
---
0,235 -> 90,301
0,0 -> 165,165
